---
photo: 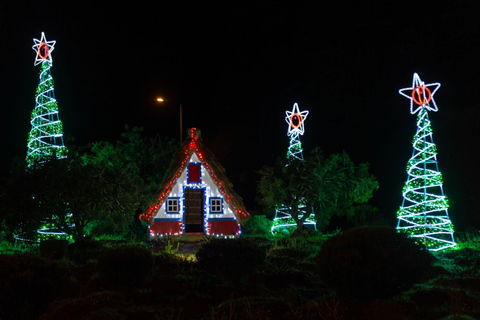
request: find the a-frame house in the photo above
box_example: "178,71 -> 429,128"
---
141,128 -> 249,236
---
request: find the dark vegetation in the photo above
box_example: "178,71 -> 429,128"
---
1,227 -> 480,319
1,129 -> 480,319
316,226 -> 433,299
0,126 -> 177,242
258,149 -> 379,232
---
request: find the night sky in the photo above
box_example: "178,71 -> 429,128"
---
2,1 -> 480,230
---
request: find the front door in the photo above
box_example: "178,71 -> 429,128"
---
184,188 -> 204,233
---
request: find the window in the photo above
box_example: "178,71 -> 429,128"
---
166,198 -> 179,213
188,163 -> 201,183
210,198 -> 223,213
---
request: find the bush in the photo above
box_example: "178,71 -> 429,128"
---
0,254 -> 74,320
315,226 -> 432,299
68,239 -> 105,264
196,238 -> 266,280
97,245 -> 154,288
40,239 -> 68,259
242,215 -> 273,236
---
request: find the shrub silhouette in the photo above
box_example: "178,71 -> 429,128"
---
242,215 -> 273,236
196,238 -> 266,280
97,245 -> 154,288
315,226 -> 432,299
40,239 -> 68,259
0,254 -> 73,320
68,239 -> 105,264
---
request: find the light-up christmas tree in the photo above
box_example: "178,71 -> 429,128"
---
396,73 -> 456,251
26,32 -> 72,242
26,32 -> 67,167
271,103 -> 316,234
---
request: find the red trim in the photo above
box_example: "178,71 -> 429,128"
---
141,128 -> 249,222
38,42 -> 49,59
290,113 -> 303,128
151,220 -> 183,235
208,220 -> 240,235
412,85 -> 431,105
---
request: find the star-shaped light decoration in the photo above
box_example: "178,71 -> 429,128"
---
285,103 -> 309,136
32,32 -> 56,66
399,73 -> 441,114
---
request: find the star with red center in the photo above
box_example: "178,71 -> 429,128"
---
399,73 -> 441,114
32,32 -> 56,66
285,103 -> 309,136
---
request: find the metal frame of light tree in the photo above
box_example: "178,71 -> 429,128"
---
271,103 -> 316,234
26,32 -> 67,167
26,32 -> 72,242
396,73 -> 456,251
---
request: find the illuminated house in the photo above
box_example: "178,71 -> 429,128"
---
141,128 -> 249,236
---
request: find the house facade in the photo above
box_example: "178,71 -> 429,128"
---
141,128 -> 249,236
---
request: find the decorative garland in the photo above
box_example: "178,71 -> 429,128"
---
396,73 -> 456,251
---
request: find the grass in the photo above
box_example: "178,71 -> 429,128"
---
1,230 -> 480,319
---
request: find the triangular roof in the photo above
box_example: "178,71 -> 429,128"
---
140,128 -> 249,224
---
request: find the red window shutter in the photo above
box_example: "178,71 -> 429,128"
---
188,163 -> 201,183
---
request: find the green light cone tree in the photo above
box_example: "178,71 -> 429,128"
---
26,32 -> 66,168
27,32 -> 71,242
396,73 -> 456,251
271,103 -> 316,235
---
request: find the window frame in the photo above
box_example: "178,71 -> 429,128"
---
209,197 -> 223,214
166,197 -> 180,214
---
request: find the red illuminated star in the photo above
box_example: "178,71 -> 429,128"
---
399,73 -> 441,114
285,103 -> 309,136
32,32 -> 56,66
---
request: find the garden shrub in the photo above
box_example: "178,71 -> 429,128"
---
315,226 -> 432,299
435,247 -> 480,274
97,245 -> 154,288
456,230 -> 480,250
68,239 -> 105,264
40,239 -> 68,259
269,245 -> 320,261
242,214 -> 273,236
0,254 -> 74,320
196,238 -> 266,280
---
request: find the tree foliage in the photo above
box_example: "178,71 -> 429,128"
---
0,127 -> 177,241
258,148 -> 379,231
82,126 -> 177,238
0,154 -> 103,240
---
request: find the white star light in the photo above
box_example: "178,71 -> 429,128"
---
32,32 -> 56,66
285,103 -> 309,136
399,73 -> 441,114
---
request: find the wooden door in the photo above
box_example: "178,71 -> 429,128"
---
184,188 -> 204,233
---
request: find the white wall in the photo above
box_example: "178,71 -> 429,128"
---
153,152 -> 236,221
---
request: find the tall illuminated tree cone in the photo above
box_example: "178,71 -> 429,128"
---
396,73 -> 456,251
26,32 -> 71,242
26,32 -> 67,167
272,103 -> 316,234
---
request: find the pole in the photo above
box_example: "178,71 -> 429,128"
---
180,103 -> 183,143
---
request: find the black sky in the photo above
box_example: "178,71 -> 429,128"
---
2,1 -> 480,230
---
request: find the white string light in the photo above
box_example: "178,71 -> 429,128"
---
272,103 -> 316,234
399,72 -> 441,115
285,102 -> 309,135
32,32 -> 56,66
396,73 -> 456,251
285,103 -> 309,161
26,33 -> 66,167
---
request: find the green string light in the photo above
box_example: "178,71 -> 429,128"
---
25,32 -> 72,242
272,103 -> 316,235
26,32 -> 67,167
396,73 -> 456,251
